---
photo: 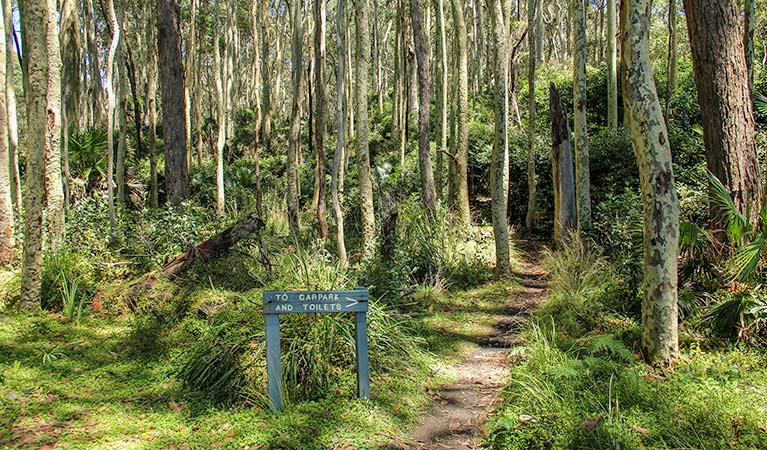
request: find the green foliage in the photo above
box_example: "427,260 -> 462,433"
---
538,236 -> 623,337
366,200 -> 493,295
59,270 -> 85,323
68,128 -> 107,198
487,321 -> 767,450
40,250 -> 96,312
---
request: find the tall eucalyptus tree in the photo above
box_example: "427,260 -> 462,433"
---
622,0 -> 680,365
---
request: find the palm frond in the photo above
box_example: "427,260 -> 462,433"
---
755,92 -> 767,117
730,238 -> 766,282
706,171 -> 750,242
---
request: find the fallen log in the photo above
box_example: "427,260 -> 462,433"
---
126,214 -> 267,308
161,214 -> 265,278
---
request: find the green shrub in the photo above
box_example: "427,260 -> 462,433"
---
40,250 -> 96,312
172,297 -> 428,408
537,236 -> 622,336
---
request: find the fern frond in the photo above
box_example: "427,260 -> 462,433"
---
587,334 -> 634,363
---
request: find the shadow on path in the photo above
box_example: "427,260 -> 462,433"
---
387,239 -> 550,450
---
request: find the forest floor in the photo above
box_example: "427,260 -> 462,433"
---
390,241 -> 549,450
0,238 -> 553,449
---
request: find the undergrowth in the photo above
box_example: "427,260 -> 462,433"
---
487,237 -> 767,450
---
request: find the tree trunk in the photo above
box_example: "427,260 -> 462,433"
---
393,0 -> 405,166
355,0 -> 376,258
60,0 -> 81,207
549,82 -> 577,243
157,0 -> 189,205
84,0 -> 105,128
573,0 -> 591,231
525,0 -> 538,230
314,0 -> 328,239
148,63 -> 159,208
116,46 -> 128,206
105,0 -> 119,242
621,0 -> 680,366
251,0 -> 264,217
744,0 -> 754,91
489,0 -> 511,277
333,0 -> 348,268
451,0 -> 471,226
41,0 -> 64,253
287,0 -> 303,237
185,0 -> 197,171
260,0 -> 272,149
395,0 -> 407,168
19,0 -> 53,310
0,0 -> 12,265
411,0 -> 437,217
435,0 -> 448,202
607,0 -> 618,129
683,0 -> 763,225
214,0 -> 227,216
128,215 -> 268,305
2,0 -> 20,217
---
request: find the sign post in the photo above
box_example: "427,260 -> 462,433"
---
262,288 -> 370,411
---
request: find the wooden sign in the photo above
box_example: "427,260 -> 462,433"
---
262,288 -> 370,411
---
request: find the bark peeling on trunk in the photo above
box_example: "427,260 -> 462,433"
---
622,0 -> 680,366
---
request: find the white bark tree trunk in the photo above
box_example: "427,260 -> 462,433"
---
622,0 -> 680,365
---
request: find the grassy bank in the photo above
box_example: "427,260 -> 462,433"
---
486,239 -> 767,450
0,209 -> 517,449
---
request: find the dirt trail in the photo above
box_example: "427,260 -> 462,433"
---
392,240 -> 549,450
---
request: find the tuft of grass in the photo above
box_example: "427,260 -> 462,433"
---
487,238 -> 767,450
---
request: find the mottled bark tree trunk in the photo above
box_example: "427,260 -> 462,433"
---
157,0 -> 189,204
451,0 -> 471,226
683,0 -> 763,225
0,1 -> 12,265
314,0 -> 328,239
622,0 -> 680,366
573,0 -> 591,231
287,0 -> 303,237
354,0 -> 376,258
19,0 -> 53,309
333,0 -> 348,268
411,0 -> 437,217
489,0 -> 511,277
43,0 -> 64,252
549,83 -> 577,243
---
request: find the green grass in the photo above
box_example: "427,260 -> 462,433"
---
0,233 -> 517,449
486,239 -> 767,450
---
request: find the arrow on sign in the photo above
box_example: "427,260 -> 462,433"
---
344,297 -> 360,308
